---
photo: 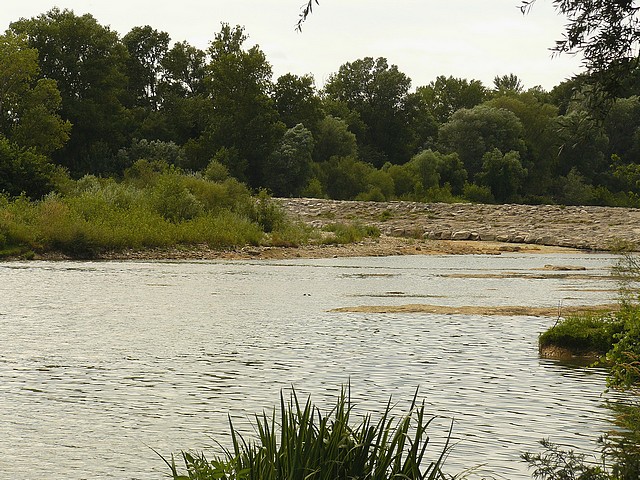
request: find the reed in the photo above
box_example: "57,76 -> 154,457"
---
161,386 -> 452,480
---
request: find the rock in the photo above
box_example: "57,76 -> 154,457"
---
452,231 -> 471,240
542,264 -> 587,271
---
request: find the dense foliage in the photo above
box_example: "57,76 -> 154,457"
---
4,8 -> 640,208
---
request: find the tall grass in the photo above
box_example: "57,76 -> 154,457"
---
0,171 -> 312,258
162,386 -> 452,480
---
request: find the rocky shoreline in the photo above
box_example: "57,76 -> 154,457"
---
278,198 -> 640,252
30,199 -> 639,261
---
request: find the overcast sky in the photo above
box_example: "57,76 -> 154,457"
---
2,1 -> 584,91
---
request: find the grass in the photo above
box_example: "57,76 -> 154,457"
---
538,313 -> 625,357
0,173 -> 311,259
320,222 -> 381,244
161,386 -> 452,480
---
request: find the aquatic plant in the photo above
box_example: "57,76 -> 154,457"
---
161,386 -> 452,480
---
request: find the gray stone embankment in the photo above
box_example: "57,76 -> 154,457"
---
277,198 -> 640,252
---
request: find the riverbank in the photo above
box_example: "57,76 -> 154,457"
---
278,198 -> 640,252
102,198 -> 636,260
21,198 -> 640,261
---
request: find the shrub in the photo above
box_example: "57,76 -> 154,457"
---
463,182 -> 495,203
148,174 -> 205,223
178,212 -> 263,248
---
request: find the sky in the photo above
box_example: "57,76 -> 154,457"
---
1,1 -> 584,91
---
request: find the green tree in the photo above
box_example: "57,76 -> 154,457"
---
439,105 -> 526,177
273,73 -> 323,130
493,73 -> 524,95
312,115 -> 358,162
144,41 -> 209,146
263,124 -> 314,196
11,8 -> 131,175
122,26 -> 170,110
318,156 -> 376,200
604,97 -> 640,163
189,24 -> 284,184
0,31 -> 70,156
324,57 -> 418,166
417,76 -> 488,124
521,1 -> 640,99
0,136 -> 62,198
477,149 -> 528,202
485,91 -> 559,195
160,41 -> 207,98
405,149 -> 468,196
554,109 -> 609,183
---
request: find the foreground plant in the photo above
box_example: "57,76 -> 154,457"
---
161,386 -> 452,480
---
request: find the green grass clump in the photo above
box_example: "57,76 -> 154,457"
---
321,222 -> 381,244
162,386 -> 452,480
539,313 -> 626,356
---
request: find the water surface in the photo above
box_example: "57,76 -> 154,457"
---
0,253 -> 624,479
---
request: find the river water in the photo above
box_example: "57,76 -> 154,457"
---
0,253 -> 626,479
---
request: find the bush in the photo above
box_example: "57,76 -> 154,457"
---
148,174 -> 205,223
462,182 -> 495,203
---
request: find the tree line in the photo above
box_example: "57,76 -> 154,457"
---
3,8 -> 640,207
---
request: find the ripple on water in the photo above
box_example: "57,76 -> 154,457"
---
0,254 -> 627,479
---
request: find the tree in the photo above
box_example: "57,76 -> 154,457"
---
188,24 -> 284,184
273,73 -> 323,130
160,41 -> 207,98
417,76 -> 488,124
477,149 -> 528,202
0,136 -> 62,198
145,41 -> 208,145
493,74 -> 524,95
603,96 -> 640,163
324,57 -> 418,166
312,115 -> 357,162
521,1 -> 640,99
11,8 -> 131,175
262,124 -> 314,197
318,156 -> 376,200
485,91 -> 559,193
0,31 -> 70,156
438,105 -> 527,177
554,109 -> 609,183
122,26 -> 170,110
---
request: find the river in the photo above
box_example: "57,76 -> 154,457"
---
0,253 -> 625,479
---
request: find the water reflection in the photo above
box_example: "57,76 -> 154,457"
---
0,253 -> 625,479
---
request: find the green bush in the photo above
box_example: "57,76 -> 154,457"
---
177,212 -> 263,248
462,182 -> 495,203
148,174 -> 205,223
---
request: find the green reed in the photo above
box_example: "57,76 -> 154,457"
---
161,386 -> 452,480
